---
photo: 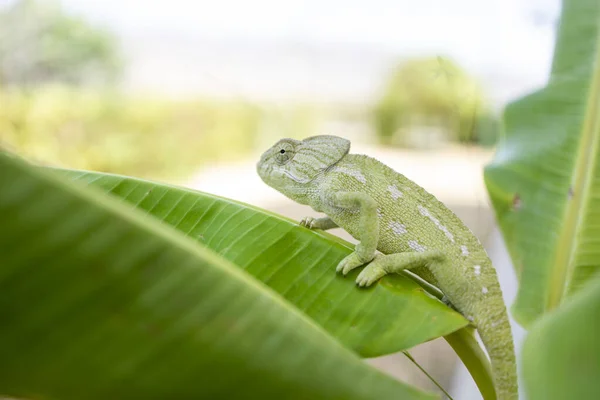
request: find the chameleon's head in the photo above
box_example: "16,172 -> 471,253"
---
257,135 -> 350,197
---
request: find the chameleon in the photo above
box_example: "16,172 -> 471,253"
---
256,135 -> 518,400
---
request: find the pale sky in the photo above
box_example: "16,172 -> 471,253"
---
53,0 -> 561,103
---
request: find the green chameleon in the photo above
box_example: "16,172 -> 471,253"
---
257,135 -> 518,400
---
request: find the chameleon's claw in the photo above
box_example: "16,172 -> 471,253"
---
336,252 -> 365,275
300,216 -> 316,229
441,295 -> 459,311
356,261 -> 387,287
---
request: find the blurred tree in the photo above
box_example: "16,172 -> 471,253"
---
373,56 -> 497,147
0,87 -> 262,179
0,0 -> 122,87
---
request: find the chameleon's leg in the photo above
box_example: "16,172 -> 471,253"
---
321,191 -> 379,275
355,251 -> 445,287
300,216 -> 338,230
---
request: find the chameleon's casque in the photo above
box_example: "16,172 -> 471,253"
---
257,135 -> 518,400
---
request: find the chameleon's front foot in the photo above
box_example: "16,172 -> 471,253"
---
299,216 -> 317,229
300,216 -> 338,230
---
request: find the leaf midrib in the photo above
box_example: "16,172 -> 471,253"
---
548,34 -> 600,311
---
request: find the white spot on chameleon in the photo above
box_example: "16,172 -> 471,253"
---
473,265 -> 481,276
482,287 -> 488,294
377,208 -> 383,218
467,315 -> 474,322
417,205 -> 455,243
408,240 -> 427,252
491,320 -> 501,328
332,166 -> 367,183
387,184 -> 403,200
461,245 -> 469,256
389,221 -> 407,235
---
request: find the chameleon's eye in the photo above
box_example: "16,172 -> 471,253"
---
276,142 -> 295,164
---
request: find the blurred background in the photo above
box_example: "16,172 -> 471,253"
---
0,0 -> 560,398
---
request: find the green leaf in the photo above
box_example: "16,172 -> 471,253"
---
59,168 -> 468,357
484,0 -> 600,327
0,152 -> 435,399
522,276 -> 600,400
445,328 -> 496,400
55,169 -> 497,400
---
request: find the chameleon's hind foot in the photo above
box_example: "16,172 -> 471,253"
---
441,295 -> 451,306
356,255 -> 388,287
441,295 -> 459,311
336,252 -> 371,275
354,251 -> 446,288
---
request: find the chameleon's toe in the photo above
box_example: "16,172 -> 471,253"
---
299,217 -> 315,229
336,252 -> 365,275
356,263 -> 387,287
441,295 -> 459,311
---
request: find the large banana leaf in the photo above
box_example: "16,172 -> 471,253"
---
55,169 -> 497,400
59,168 -> 467,356
484,0 -> 600,327
522,276 -> 600,400
0,151 -> 434,400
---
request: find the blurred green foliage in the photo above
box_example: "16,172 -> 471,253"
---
0,0 -> 122,87
0,81 -> 496,180
0,2 -> 497,180
0,86 -> 262,179
373,56 -> 499,148
0,1 -> 265,180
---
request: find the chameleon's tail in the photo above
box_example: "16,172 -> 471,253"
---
477,309 -> 518,400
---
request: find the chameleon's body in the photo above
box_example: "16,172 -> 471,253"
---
257,135 -> 518,400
